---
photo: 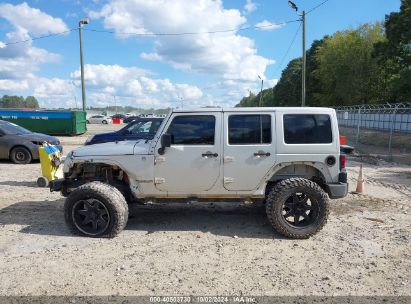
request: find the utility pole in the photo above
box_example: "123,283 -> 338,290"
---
301,10 -> 306,107
288,1 -> 306,107
79,18 -> 89,111
258,75 -> 264,107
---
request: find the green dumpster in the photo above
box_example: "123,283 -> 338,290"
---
0,110 -> 87,135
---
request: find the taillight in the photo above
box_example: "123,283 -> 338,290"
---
340,155 -> 346,170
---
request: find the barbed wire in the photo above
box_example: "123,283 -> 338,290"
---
335,103 -> 411,111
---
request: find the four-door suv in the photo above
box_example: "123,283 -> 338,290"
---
51,107 -> 348,239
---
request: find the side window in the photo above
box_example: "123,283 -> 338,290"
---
283,114 -> 332,144
167,115 -> 215,145
228,114 -> 271,145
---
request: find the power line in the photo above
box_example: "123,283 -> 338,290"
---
273,22 -> 301,73
84,19 -> 300,37
2,28 -> 77,46
306,0 -> 331,14
1,19 -> 300,46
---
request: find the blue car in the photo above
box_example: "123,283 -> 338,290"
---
85,117 -> 164,145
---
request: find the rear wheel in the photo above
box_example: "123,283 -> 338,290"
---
64,182 -> 128,238
86,120 -> 90,124
265,178 -> 329,239
10,146 -> 32,164
102,120 -> 108,124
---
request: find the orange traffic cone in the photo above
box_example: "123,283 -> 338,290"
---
355,164 -> 365,194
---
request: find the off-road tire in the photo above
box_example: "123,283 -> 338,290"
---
64,182 -> 128,238
265,178 -> 329,239
10,146 -> 32,164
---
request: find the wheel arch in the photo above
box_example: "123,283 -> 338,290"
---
65,160 -> 134,201
263,163 -> 330,195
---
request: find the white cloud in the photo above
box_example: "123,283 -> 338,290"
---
69,64 -> 204,108
127,79 -> 143,96
175,84 -> 203,100
70,64 -> 149,87
90,0 -> 274,82
255,20 -> 282,31
33,77 -> 72,99
0,79 -> 29,92
244,0 -> 257,14
0,2 -> 68,35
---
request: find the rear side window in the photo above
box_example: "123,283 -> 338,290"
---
167,115 -> 215,145
228,114 -> 271,145
283,114 -> 332,144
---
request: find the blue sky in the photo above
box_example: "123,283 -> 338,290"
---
0,0 -> 401,109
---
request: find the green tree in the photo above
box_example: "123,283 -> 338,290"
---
0,95 -> 40,108
235,92 -> 258,107
270,58 -> 302,106
25,96 -> 40,108
314,23 -> 386,106
373,0 -> 411,102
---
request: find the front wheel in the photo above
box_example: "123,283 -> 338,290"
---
265,178 -> 329,239
102,120 -> 108,124
64,182 -> 128,237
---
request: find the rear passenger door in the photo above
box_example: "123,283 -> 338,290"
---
223,112 -> 276,191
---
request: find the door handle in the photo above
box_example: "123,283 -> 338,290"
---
254,151 -> 271,157
202,151 -> 218,158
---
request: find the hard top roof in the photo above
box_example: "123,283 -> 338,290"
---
171,107 -> 335,113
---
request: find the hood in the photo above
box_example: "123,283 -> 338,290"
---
92,131 -> 117,139
18,132 -> 59,144
72,140 -> 151,157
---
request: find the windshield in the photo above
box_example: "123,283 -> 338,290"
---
0,122 -> 32,135
123,119 -> 163,139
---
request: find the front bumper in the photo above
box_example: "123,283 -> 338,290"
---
49,178 -> 65,192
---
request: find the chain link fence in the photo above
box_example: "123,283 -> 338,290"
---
335,103 -> 411,165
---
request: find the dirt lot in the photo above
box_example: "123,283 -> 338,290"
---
0,123 -> 410,296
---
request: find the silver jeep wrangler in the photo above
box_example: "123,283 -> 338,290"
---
51,107 -> 348,239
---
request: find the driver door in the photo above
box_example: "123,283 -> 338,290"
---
154,113 -> 221,194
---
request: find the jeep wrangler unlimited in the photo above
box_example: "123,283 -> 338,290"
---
51,107 -> 348,239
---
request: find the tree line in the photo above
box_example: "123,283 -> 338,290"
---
237,0 -> 410,107
0,95 -> 40,109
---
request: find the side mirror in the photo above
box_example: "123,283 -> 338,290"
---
158,133 -> 172,155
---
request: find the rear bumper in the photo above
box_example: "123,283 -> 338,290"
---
327,182 -> 348,199
327,170 -> 348,199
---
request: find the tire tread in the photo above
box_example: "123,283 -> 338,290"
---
265,178 -> 329,239
64,181 -> 128,238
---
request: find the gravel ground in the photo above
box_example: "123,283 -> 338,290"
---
0,123 -> 410,296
